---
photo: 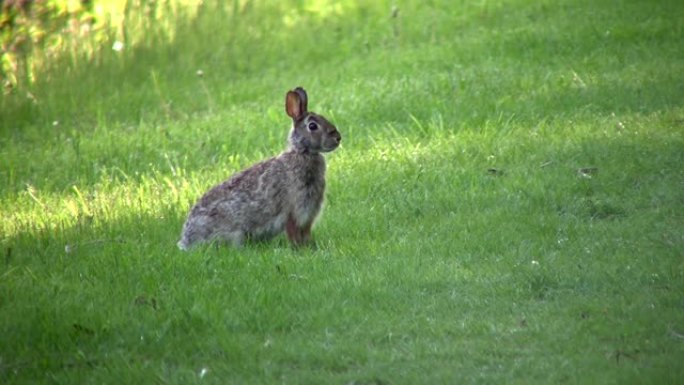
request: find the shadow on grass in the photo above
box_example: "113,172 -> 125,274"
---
1,130 -> 683,383
0,168 -> 329,370
1,0 -> 682,202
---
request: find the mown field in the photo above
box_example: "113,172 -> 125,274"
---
1,0 -> 683,384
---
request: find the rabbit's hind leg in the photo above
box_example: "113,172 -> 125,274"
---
214,230 -> 246,247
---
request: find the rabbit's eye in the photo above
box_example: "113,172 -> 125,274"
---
307,122 -> 318,131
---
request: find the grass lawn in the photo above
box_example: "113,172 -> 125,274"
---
1,0 -> 683,383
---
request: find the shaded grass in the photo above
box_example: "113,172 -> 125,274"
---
1,0 -> 684,384
3,117 -> 683,383
3,0 -> 682,195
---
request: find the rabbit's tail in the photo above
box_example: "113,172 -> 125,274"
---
177,224 -> 198,250
177,238 -> 190,251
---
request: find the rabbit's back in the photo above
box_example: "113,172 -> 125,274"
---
178,152 -> 326,249
178,158 -> 289,248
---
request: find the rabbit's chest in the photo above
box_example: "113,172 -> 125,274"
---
287,172 -> 323,223
290,181 -> 324,223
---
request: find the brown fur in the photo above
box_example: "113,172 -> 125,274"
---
178,88 -> 340,249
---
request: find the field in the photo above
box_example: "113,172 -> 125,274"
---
1,0 -> 683,383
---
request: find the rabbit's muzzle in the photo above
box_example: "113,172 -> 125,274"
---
323,129 -> 341,152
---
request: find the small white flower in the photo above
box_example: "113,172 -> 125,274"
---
531,260 -> 539,266
199,367 -> 209,378
112,41 -> 125,52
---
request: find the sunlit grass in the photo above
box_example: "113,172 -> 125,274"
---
2,0 -> 684,384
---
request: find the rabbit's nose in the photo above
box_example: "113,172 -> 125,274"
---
333,131 -> 341,143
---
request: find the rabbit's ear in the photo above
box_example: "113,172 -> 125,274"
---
294,87 -> 308,112
286,87 -> 308,120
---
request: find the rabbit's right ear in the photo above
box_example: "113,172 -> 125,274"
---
286,87 -> 308,120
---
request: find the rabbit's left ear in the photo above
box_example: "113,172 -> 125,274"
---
286,87 -> 308,120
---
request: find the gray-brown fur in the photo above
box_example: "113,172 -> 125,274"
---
178,87 -> 341,250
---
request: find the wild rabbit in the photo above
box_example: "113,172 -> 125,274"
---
178,87 -> 341,250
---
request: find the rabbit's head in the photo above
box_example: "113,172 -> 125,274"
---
286,87 -> 341,153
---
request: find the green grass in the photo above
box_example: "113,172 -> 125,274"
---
1,0 -> 684,383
